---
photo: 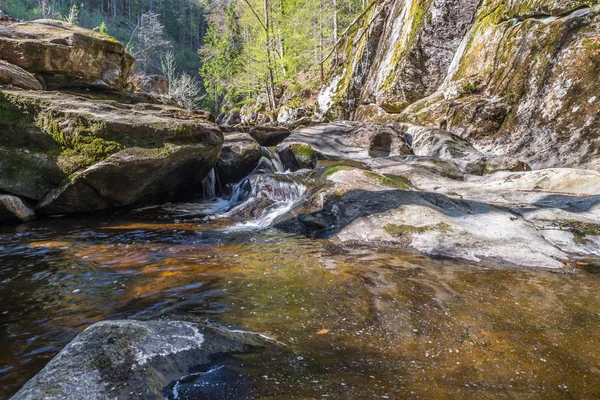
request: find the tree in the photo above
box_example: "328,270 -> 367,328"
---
130,11 -> 171,73
200,3 -> 244,114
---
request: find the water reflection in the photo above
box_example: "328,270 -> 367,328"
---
1,212 -> 600,398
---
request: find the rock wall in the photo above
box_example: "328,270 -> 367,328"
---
320,0 -> 600,169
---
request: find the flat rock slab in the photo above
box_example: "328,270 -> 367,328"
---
11,320 -> 272,400
273,159 -> 600,270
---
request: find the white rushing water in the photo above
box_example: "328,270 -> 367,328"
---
223,148 -> 306,228
201,168 -> 217,200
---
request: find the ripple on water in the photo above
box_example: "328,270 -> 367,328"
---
1,211 -> 600,398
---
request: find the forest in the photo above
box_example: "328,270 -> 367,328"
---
0,0 -> 364,114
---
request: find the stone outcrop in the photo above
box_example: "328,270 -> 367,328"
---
319,0 -> 600,170
276,122 -> 526,174
0,19 -> 135,90
0,90 -> 222,214
196,121 -> 597,270
11,320 -> 272,400
248,126 -> 291,146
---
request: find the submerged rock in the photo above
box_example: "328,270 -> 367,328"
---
0,195 -> 35,223
11,320 -> 271,400
0,19 -> 135,90
0,90 -> 223,214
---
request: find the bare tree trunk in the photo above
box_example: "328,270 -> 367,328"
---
333,0 -> 338,39
319,0 -> 324,85
263,0 -> 277,111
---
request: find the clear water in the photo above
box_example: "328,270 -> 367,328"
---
1,206 -> 600,399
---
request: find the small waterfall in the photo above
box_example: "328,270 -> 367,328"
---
227,147 -> 286,208
226,174 -> 306,228
201,168 -> 217,200
260,147 -> 285,173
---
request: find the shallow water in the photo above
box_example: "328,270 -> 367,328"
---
1,204 -> 600,399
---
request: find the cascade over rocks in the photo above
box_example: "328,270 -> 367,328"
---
0,19 -> 135,90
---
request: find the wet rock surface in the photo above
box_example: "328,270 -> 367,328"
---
11,320 -> 272,400
265,122 -> 600,270
216,132 -> 263,187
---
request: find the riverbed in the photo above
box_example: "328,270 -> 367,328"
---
1,203 -> 600,399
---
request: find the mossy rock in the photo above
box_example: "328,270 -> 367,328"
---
0,90 -> 223,213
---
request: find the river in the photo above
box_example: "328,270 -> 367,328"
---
1,199 -> 600,398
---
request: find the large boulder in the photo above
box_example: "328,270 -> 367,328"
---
0,19 -> 135,90
0,90 -> 223,214
0,60 -> 42,90
0,195 -> 35,223
248,126 -> 291,146
11,320 -> 272,400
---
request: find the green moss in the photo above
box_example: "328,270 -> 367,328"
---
320,165 -> 354,177
290,143 -> 316,165
384,222 -> 452,236
547,219 -> 600,244
363,171 -> 413,190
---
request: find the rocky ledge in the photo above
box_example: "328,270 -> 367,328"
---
225,122 -> 599,271
0,90 -> 222,218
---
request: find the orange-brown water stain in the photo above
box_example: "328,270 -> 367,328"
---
10,222 -> 600,399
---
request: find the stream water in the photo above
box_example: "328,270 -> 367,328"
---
2,174 -> 600,398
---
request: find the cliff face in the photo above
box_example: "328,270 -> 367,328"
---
320,0 -> 600,169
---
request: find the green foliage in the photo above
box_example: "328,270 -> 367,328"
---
93,21 -> 108,35
200,3 -> 244,114
200,0 -> 363,112
0,0 -> 206,77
